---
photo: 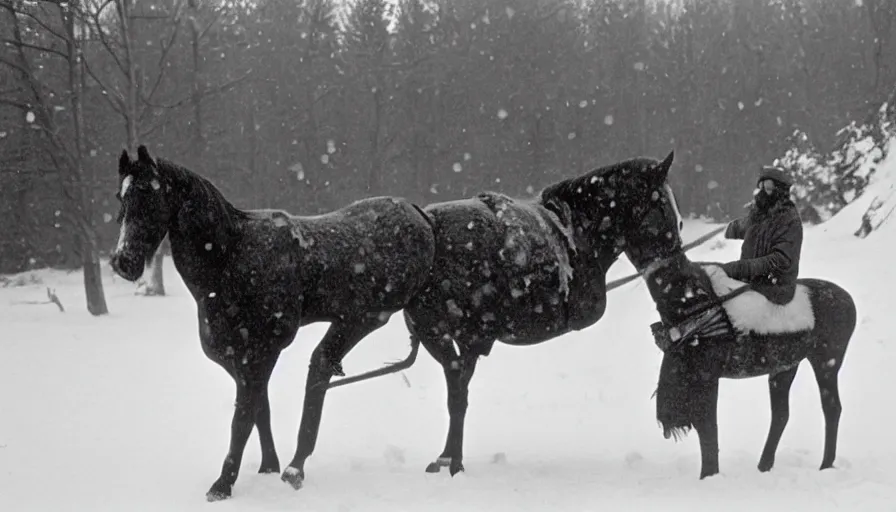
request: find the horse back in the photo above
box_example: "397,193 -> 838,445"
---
280,196 -> 436,320
407,193 -> 578,347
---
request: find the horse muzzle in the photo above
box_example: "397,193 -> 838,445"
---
110,251 -> 144,282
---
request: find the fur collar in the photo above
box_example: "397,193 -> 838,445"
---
747,197 -> 799,225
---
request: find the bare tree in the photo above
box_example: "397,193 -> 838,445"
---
0,0 -> 109,315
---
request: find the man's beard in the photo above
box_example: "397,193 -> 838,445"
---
750,187 -> 786,218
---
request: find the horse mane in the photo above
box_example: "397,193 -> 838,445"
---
155,158 -> 249,243
539,157 -> 657,204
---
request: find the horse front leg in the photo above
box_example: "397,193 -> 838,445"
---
206,369 -> 267,501
691,379 -> 720,480
282,317 -> 387,490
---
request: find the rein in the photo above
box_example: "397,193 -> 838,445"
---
653,271 -> 753,353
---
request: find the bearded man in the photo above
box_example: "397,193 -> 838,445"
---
721,166 -> 803,305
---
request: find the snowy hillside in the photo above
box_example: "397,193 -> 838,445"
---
1,194 -> 895,510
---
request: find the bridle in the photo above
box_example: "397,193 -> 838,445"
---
623,183 -> 684,273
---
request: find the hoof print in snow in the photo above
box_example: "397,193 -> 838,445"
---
491,452 -> 507,465
624,451 -> 644,469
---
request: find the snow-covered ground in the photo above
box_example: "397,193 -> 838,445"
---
2,192 -> 895,510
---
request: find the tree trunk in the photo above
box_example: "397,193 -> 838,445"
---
81,233 -> 108,315
68,0 -> 109,315
140,237 -> 166,296
117,0 -> 167,296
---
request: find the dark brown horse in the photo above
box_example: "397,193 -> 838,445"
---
622,178 -> 857,479
109,146 -> 436,500
334,153 -> 679,476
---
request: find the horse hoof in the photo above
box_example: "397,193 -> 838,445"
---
699,469 -> 719,480
425,457 -> 451,473
281,466 -> 305,490
449,461 -> 465,476
206,480 -> 232,502
259,460 -> 281,474
757,460 -> 774,472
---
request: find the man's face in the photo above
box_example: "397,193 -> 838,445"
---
753,179 -> 782,210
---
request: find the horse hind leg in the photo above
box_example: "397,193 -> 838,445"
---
413,325 -> 478,477
808,354 -> 843,470
282,315 -> 390,490
757,366 -> 799,472
429,351 -> 478,477
255,384 -> 280,474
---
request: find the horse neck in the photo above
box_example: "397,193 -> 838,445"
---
160,162 -> 245,276
589,242 -> 623,278
641,251 -> 714,323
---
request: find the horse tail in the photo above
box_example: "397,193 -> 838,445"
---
327,318 -> 422,389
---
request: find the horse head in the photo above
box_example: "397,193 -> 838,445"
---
540,150 -> 677,270
110,145 -> 173,281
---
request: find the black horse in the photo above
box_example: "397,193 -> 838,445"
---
109,146 -> 436,500
622,178 -> 857,479
339,152 -> 678,475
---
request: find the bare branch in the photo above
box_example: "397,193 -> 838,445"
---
0,54 -> 32,76
11,287 -> 66,312
2,7 -> 69,42
197,3 -> 229,42
140,0 -> 185,111
2,38 -> 70,59
0,97 -> 32,110
88,5 -> 128,76
141,70 -> 252,110
81,56 -> 125,116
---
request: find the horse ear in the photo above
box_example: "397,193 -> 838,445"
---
651,150 -> 674,183
137,145 -> 155,166
119,149 -> 130,175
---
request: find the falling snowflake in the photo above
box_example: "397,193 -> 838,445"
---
327,139 -> 336,154
633,62 -> 645,71
578,100 -> 588,108
463,152 -> 472,161
707,180 -> 719,190
321,154 -> 329,165
497,109 -> 508,120
102,213 -> 113,223
290,162 -> 304,181
737,101 -> 745,111
568,132 -> 576,140
695,164 -> 704,173
603,115 -> 614,126
25,111 -> 35,123
453,162 -> 462,173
